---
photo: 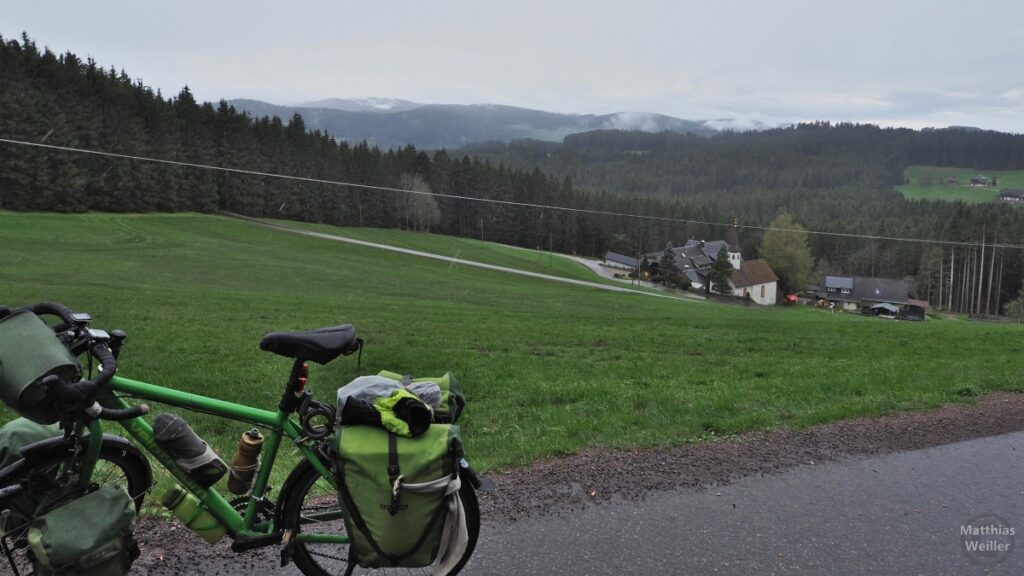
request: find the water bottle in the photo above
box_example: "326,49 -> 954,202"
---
162,485 -> 226,544
228,428 -> 265,495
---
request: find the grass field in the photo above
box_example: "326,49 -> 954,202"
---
897,165 -> 1024,203
2,213 -> 1022,501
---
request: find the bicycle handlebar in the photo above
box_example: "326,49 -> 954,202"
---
16,302 -> 77,328
42,339 -> 150,421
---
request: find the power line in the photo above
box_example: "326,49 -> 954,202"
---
1,136 -> 1021,250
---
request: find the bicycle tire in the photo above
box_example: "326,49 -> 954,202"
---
0,440 -> 151,574
282,459 -> 480,576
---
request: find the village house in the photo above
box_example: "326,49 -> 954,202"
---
647,236 -> 779,305
812,275 -> 926,320
970,175 -> 991,186
998,189 -> 1024,204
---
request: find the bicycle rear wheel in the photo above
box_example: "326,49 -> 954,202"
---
282,459 -> 480,576
0,439 -> 151,575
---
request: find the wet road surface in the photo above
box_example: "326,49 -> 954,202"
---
465,431 -> 1024,575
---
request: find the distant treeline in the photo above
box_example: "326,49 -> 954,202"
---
463,124 -> 1024,197
1,33 -> 1022,310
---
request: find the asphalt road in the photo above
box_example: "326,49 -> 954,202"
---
464,431 -> 1024,575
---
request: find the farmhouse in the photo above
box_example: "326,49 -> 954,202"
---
647,237 -> 778,305
998,189 -> 1024,204
602,251 -> 639,270
812,275 -> 925,320
970,175 -> 991,186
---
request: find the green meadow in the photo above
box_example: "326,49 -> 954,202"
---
897,165 -> 1024,203
1,213 -> 1021,498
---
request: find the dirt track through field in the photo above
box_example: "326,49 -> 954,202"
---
131,393 -> 1024,575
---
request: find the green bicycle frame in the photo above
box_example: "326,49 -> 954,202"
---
85,374 -> 347,544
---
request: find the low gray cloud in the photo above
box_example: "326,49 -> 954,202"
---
3,0 -> 1023,132
602,112 -> 665,132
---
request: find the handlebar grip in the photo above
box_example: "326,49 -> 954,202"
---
20,302 -> 76,327
88,403 -> 149,421
0,484 -> 25,500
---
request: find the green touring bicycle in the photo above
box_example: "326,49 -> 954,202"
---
0,302 -> 483,575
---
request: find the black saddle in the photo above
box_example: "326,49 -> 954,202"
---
259,324 -> 361,365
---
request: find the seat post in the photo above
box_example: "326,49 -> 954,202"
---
278,358 -> 308,413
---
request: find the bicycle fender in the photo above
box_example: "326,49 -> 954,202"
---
0,433 -> 152,487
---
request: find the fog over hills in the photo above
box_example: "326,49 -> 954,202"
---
227,98 -> 767,149
297,97 -> 422,113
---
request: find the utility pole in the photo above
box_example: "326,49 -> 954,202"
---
995,254 -> 1004,315
987,241 -> 997,315
976,228 -> 986,314
960,256 -> 968,313
968,247 -> 976,314
948,248 -> 954,312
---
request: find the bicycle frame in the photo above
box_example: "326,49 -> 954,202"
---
88,374 -> 347,545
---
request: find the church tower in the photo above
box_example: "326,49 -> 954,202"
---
726,227 -> 742,270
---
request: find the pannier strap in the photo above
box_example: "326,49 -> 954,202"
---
387,433 -> 401,516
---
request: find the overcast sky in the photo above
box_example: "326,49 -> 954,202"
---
5,0 -> 1024,132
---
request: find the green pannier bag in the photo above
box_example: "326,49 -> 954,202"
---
0,311 -> 81,424
0,417 -> 60,469
28,484 -> 138,576
334,423 -> 464,569
376,371 -> 465,424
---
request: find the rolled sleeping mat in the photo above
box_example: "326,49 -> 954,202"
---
153,413 -> 227,488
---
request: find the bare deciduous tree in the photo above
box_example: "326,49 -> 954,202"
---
399,174 -> 441,233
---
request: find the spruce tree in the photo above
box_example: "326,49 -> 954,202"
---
710,246 -> 734,295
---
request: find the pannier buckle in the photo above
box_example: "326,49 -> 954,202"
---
388,474 -> 404,516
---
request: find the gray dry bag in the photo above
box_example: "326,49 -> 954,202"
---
0,311 -> 81,424
153,413 -> 227,488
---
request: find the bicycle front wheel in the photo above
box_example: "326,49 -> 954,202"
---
0,439 -> 151,574
282,459 -> 480,576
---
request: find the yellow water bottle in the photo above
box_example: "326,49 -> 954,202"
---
162,485 -> 226,544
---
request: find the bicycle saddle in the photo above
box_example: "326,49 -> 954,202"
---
259,324 -> 360,365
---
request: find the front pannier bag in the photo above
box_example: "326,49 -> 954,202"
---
0,417 -> 60,469
334,424 -> 467,572
28,484 -> 139,576
0,311 -> 81,424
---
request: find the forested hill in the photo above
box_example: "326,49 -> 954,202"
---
462,126 -> 1024,198
227,99 -> 718,150
1,33 -> 1023,307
